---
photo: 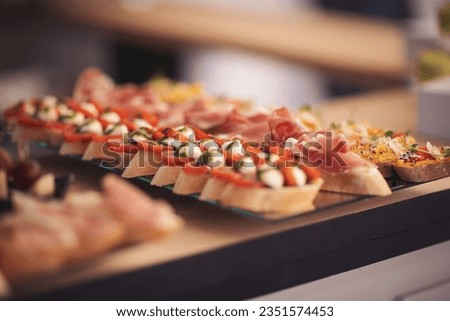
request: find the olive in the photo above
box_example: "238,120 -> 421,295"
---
0,148 -> 14,171
10,160 -> 42,191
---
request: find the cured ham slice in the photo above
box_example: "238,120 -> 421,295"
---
0,200 -> 79,281
73,68 -> 115,106
268,107 -> 306,143
211,110 -> 270,141
293,132 -> 391,196
102,174 -> 184,241
73,69 -> 168,117
184,99 -> 235,130
0,175 -> 183,282
296,132 -> 372,174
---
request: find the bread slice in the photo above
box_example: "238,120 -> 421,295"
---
0,170 -> 8,200
374,161 -> 394,178
320,165 -> 391,196
12,125 -> 48,144
172,171 -> 211,195
82,141 -> 108,161
393,159 -> 450,182
199,177 -> 230,201
29,173 -> 55,198
122,150 -> 163,178
12,125 -> 64,147
44,128 -> 65,147
0,268 -> 10,298
59,141 -> 90,156
219,178 -> 323,215
150,166 -> 183,186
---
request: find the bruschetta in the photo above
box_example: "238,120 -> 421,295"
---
393,143 -> 450,182
215,163 -> 323,216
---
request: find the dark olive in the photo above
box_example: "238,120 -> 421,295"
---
10,160 -> 42,190
0,148 -> 14,171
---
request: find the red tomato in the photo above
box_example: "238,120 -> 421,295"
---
18,115 -> 45,128
280,167 -> 297,186
211,168 -> 238,181
190,126 -> 211,140
231,176 -> 264,188
136,142 -> 172,152
161,152 -> 190,166
300,164 -> 321,180
108,143 -> 138,153
64,132 -> 94,142
183,164 -> 209,175
414,147 -> 434,162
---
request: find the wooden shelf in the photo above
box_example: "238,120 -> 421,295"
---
47,1 -> 409,83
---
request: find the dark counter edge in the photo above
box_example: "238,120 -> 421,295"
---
17,189 -> 450,300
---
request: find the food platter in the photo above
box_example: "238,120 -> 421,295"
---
14,137 -> 415,223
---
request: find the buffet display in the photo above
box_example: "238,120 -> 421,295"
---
1,68 -> 449,296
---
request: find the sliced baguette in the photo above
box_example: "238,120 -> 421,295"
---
150,166 -> 183,186
29,173 -> 55,198
59,141 -> 90,156
320,165 -> 391,196
122,150 -> 163,178
374,161 -> 394,178
82,140 -> 108,161
172,171 -> 211,195
0,268 -> 10,298
0,170 -> 7,200
12,125 -> 64,147
199,177 -> 230,201
12,125 -> 48,144
393,159 -> 450,182
220,178 -> 323,215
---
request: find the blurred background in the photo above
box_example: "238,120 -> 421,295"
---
0,0 -> 447,110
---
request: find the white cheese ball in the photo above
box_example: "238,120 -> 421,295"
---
105,123 -> 129,136
176,126 -> 196,141
62,111 -> 85,126
80,102 -> 99,117
79,119 -> 103,135
259,168 -> 284,189
101,111 -> 121,124
36,106 -> 58,122
290,167 -> 307,186
133,118 -> 152,129
177,142 -> 202,159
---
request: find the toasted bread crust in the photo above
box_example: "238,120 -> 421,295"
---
0,170 -> 7,201
374,161 -> 394,178
122,151 -> 162,178
393,159 -> 450,182
320,166 -> 392,196
173,171 -> 211,195
199,177 -> 230,201
150,166 -> 183,186
219,178 -> 323,215
82,141 -> 107,161
59,141 -> 89,156
12,125 -> 64,147
29,173 -> 55,198
0,268 -> 10,298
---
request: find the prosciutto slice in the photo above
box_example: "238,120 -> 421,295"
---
211,110 -> 270,141
295,132 -> 374,174
0,175 -> 183,282
73,68 -> 168,117
73,68 -> 115,106
268,107 -> 307,143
